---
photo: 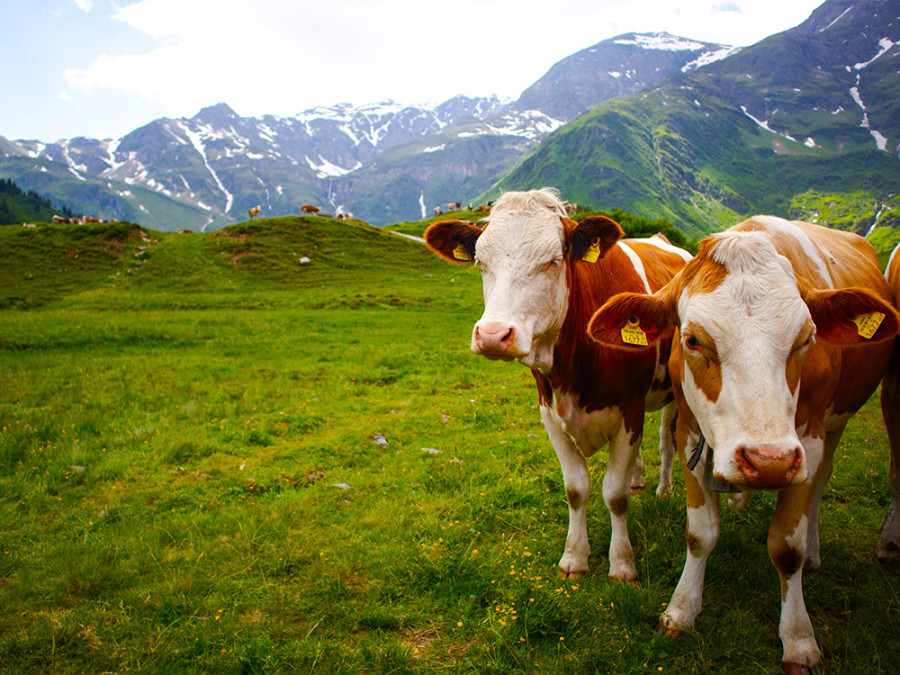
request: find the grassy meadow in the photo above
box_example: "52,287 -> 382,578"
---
0,217 -> 898,673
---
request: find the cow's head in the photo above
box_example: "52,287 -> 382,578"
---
587,230 -> 899,490
425,188 -> 623,372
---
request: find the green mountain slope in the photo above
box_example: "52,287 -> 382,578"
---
490,0 -> 900,244
0,178 -> 74,225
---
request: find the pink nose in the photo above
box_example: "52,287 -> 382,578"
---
474,322 -> 516,357
734,444 -> 803,489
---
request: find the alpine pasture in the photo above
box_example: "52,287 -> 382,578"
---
0,215 -> 898,673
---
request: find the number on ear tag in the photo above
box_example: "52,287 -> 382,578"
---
452,244 -> 473,261
621,318 -> 648,346
851,311 -> 885,339
582,238 -> 601,263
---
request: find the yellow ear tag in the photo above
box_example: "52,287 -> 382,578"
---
452,244 -> 473,261
851,311 -> 885,339
621,317 -> 648,346
582,238 -> 601,263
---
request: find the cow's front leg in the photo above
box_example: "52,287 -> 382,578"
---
541,406 -> 591,577
603,420 -> 641,582
656,401 -> 677,496
770,484 -> 822,672
659,430 -> 719,633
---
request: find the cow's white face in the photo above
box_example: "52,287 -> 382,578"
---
676,233 -> 812,489
472,207 -> 569,372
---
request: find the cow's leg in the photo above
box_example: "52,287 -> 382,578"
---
770,483 -> 822,671
878,363 -> 900,562
656,401 -> 677,496
604,421 -> 641,581
659,428 -> 719,633
541,406 -> 591,577
805,429 -> 841,571
631,447 -> 645,491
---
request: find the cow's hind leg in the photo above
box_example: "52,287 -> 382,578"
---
542,406 -> 591,577
804,427 -> 842,571
878,362 -> 900,562
656,401 -> 677,496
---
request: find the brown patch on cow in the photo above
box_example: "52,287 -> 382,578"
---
608,495 -> 628,516
566,487 -> 585,511
686,531 -> 703,555
675,414 -> 706,510
683,323 -> 722,403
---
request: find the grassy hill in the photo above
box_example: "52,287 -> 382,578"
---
1,216 -> 897,673
0,178 -> 73,226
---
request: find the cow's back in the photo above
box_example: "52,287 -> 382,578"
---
735,216 -> 889,298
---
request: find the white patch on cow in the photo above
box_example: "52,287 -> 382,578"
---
639,235 -> 694,262
547,390 -> 620,457
743,216 -> 834,288
616,242 -> 651,293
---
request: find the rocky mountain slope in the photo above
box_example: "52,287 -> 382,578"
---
0,33 -> 730,230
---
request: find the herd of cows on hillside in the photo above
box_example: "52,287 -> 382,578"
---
424,188 -> 900,674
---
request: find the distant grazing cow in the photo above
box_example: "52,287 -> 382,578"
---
249,205 -> 260,219
83,216 -> 101,223
301,204 -> 320,216
337,211 -> 353,221
446,201 -> 462,212
588,216 -> 899,672
565,203 -> 578,215
425,188 -> 691,580
878,243 -> 900,562
476,204 -> 491,213
432,206 -> 442,217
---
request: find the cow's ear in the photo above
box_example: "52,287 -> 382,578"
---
424,220 -> 484,264
588,288 -> 677,349
565,215 -> 625,263
803,285 -> 900,344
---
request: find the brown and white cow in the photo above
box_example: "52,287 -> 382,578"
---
588,216 -> 899,671
425,188 -> 691,580
301,204 -> 320,216
878,243 -> 900,562
249,205 -> 261,219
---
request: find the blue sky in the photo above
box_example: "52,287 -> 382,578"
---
2,0 -> 825,142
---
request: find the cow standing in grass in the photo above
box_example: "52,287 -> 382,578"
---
425,188 -> 691,580
588,216 -> 899,672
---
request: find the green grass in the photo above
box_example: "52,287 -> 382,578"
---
0,217 -> 898,673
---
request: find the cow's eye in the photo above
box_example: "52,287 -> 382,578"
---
543,259 -> 562,272
685,335 -> 700,349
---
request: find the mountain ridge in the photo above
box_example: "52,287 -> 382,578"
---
0,31 -> 732,229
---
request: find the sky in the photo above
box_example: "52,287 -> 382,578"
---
2,0 -> 827,142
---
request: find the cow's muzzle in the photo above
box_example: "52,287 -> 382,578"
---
473,322 -> 520,360
733,444 -> 805,489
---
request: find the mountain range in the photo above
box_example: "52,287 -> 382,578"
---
493,0 -> 900,242
1,0 -> 898,240
0,32 -> 730,230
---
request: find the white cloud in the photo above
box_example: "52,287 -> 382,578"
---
72,0 -> 95,12
52,0 -> 823,136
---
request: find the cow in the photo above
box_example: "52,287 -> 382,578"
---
301,204 -> 320,216
433,206 -> 442,217
446,201 -> 462,212
424,188 -> 691,580
587,216 -> 899,672
249,205 -> 260,219
878,243 -> 900,562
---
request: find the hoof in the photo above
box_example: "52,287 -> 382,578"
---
782,661 -> 823,675
655,618 -> 683,637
